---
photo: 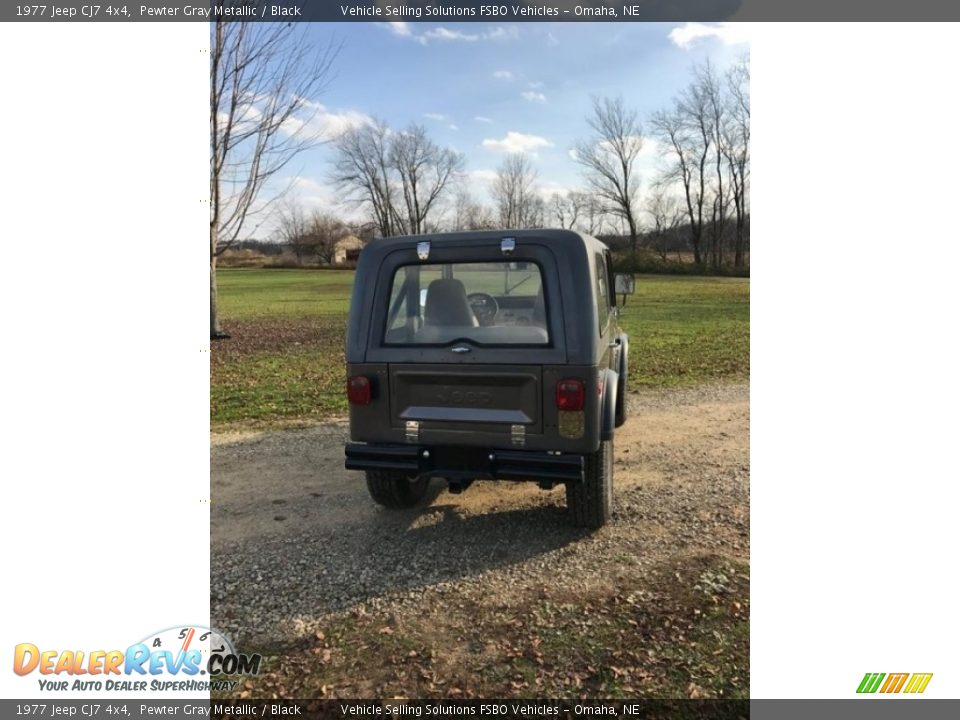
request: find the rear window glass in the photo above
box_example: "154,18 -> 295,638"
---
384,261 -> 548,346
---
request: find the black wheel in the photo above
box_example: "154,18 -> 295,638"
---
566,439 -> 613,529
365,471 -> 430,509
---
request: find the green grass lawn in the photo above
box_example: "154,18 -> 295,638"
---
615,276 -> 750,388
212,268 -> 749,428
217,267 -> 355,318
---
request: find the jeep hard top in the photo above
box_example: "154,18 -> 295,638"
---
344,229 -> 631,528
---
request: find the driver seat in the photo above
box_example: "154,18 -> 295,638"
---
424,279 -> 478,327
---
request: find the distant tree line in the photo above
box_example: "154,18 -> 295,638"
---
319,56 -> 749,272
209,22 -> 748,338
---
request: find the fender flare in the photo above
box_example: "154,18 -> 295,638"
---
615,333 -> 629,428
617,333 -> 629,383
600,367 -> 619,441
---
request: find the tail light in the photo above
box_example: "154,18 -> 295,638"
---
347,376 -> 371,405
556,379 -> 585,412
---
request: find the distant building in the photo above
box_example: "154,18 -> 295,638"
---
334,235 -> 365,264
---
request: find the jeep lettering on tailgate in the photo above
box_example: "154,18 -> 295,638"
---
344,230 -> 632,529
438,390 -> 492,406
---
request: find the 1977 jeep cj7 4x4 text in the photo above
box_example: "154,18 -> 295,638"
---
344,229 -> 632,528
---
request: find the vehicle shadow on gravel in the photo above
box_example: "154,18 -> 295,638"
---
211,483 -> 592,645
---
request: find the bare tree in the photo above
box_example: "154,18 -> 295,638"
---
307,211 -> 350,265
644,186 -> 683,260
577,192 -> 609,236
651,97 -> 710,265
552,189 -> 610,235
652,59 -> 750,269
723,56 -> 750,267
331,120 -> 463,237
451,189 -> 497,231
390,125 -> 465,235
697,60 -> 729,267
330,119 -> 398,238
492,153 -> 542,228
275,200 -> 310,263
573,97 -> 644,251
210,11 -> 337,338
524,195 -> 546,229
551,191 -> 583,229
348,220 -> 378,244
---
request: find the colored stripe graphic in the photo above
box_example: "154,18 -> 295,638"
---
857,672 -> 932,694
903,673 -> 933,694
880,673 -> 909,693
857,673 -> 885,693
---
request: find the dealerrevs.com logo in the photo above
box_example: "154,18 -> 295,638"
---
857,672 -> 933,694
13,625 -> 260,693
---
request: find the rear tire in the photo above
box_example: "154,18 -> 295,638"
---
567,439 -> 613,529
365,471 -> 430,509
615,379 -> 627,428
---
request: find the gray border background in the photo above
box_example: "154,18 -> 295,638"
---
4,0 -> 960,22
2,700 -> 960,717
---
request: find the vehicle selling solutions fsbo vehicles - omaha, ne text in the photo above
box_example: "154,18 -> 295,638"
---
344,230 -> 632,528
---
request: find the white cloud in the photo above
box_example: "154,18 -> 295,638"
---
383,24 -> 520,45
484,26 -> 520,41
668,22 -> 751,49
469,169 -> 499,184
482,131 -> 553,154
521,91 -> 547,104
288,176 -> 334,206
546,32 -> 559,47
281,101 -> 373,140
422,113 -> 458,131
493,70 -> 513,80
537,181 -> 573,201
388,22 -> 413,37
422,27 -> 480,43
474,116 -> 494,124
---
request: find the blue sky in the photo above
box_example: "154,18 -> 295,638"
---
266,21 -> 749,236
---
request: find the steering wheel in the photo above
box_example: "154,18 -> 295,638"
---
467,292 -> 499,326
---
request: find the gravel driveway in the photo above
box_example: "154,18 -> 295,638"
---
211,383 -> 749,657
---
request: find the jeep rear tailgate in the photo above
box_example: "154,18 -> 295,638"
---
389,364 -> 542,434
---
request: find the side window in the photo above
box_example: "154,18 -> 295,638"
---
605,251 -> 617,308
386,273 -> 408,333
596,253 -> 610,334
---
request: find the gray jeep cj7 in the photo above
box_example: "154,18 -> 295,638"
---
344,229 -> 631,528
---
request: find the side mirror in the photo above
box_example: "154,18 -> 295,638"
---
614,273 -> 635,308
614,273 -> 635,295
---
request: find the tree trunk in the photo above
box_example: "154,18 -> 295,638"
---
210,258 -> 220,338
210,224 -> 228,339
734,213 -> 745,267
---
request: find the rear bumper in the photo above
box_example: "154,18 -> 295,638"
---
345,443 -> 584,483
